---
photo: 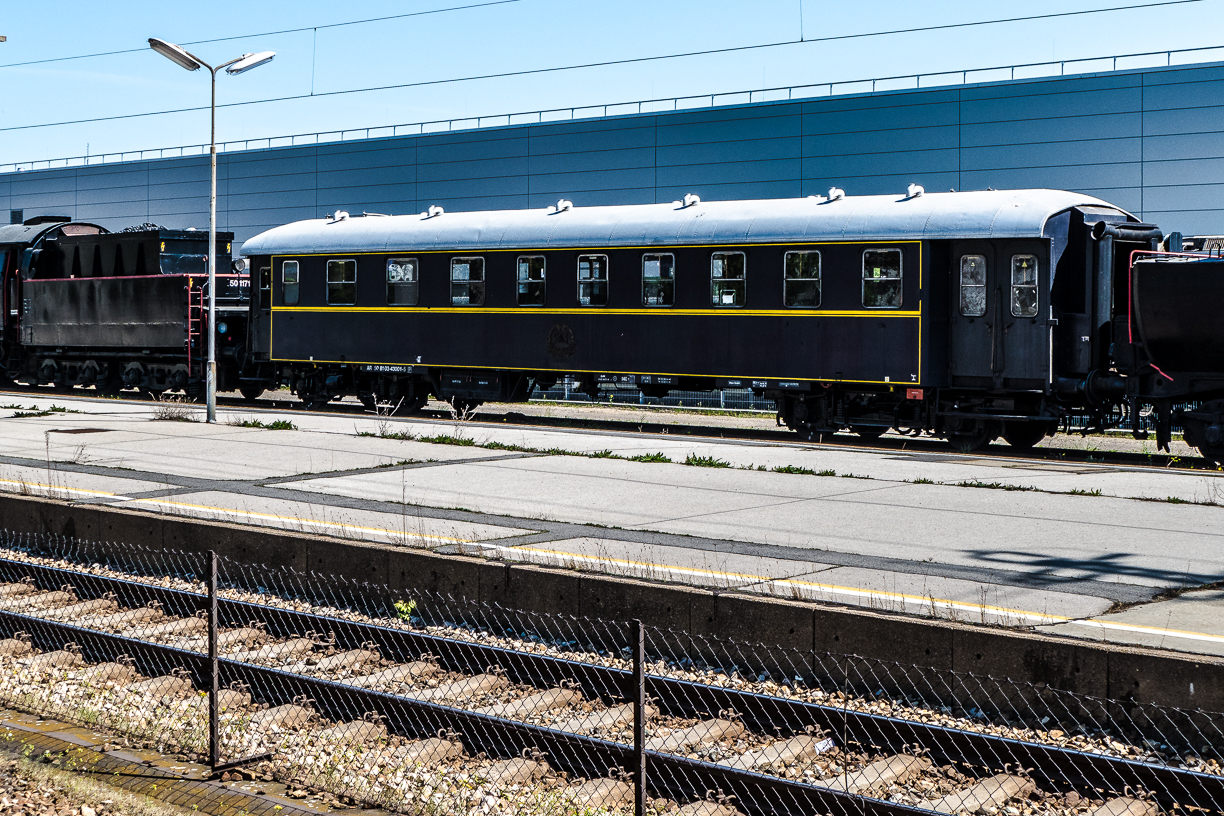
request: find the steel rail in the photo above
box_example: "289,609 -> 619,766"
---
1,556 -> 1221,812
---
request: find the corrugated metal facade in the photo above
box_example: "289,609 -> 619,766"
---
3,60 -> 1223,247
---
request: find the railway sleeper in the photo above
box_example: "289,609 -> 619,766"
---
647,717 -> 745,753
1086,797 -> 1159,816
553,702 -> 656,734
475,686 -> 582,718
922,773 -> 1035,814
0,588 -> 76,611
675,802 -> 743,816
80,660 -> 138,684
566,777 -> 635,810
820,754 -> 931,793
77,605 -> 163,630
346,660 -> 438,688
0,636 -> 31,657
720,734 -> 835,771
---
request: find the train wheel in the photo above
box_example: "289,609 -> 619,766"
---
447,397 -> 482,417
239,386 -> 265,401
392,396 -> 429,416
1183,400 -> 1224,466
1002,422 -> 1051,450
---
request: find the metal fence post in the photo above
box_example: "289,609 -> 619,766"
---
632,619 -> 646,816
208,549 -> 219,772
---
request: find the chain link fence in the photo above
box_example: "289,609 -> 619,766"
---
0,531 -> 1219,815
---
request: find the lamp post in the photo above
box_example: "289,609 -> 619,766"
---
149,38 -> 274,423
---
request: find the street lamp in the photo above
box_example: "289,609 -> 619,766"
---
149,38 -> 274,423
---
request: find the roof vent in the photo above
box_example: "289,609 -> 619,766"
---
331,211 -> 350,222
556,199 -> 573,212
22,215 -> 70,226
423,205 -> 444,218
682,193 -> 701,208
906,184 -> 924,198
827,187 -> 845,201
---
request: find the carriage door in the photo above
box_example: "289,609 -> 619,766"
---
950,241 -> 1047,386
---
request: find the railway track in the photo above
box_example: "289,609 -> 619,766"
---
0,383 -> 1216,473
0,546 -> 1218,816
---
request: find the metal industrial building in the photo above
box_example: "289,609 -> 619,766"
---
4,55 -> 1224,246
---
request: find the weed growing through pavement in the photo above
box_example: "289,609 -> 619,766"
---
771,465 -> 817,475
10,404 -> 77,419
150,394 -> 197,422
954,480 -> 1037,492
908,477 -> 935,484
1064,488 -> 1103,497
684,453 -> 731,468
228,417 -> 298,430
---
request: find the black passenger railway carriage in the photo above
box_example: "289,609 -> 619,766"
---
241,189 -> 1222,459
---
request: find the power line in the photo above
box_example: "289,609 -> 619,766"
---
0,0 -> 531,70
0,0 -> 1207,133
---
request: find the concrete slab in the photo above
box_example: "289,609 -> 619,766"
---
0,462 -> 182,502
749,566 -> 1116,627
119,490 -> 532,546
1039,589 -> 1224,657
473,535 -> 834,590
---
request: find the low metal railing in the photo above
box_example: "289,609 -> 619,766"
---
3,44 -> 1222,176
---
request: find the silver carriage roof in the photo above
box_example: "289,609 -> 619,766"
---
240,189 -> 1134,256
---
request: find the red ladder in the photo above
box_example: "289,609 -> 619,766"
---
186,281 -> 205,379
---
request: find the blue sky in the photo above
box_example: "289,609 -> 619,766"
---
1,0 -> 1221,165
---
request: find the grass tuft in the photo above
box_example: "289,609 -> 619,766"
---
955,480 -> 1036,491
772,465 -> 817,476
630,452 -> 671,463
229,417 -> 298,430
684,453 -> 731,468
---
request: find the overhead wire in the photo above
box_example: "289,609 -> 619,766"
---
0,0 -> 1209,134
0,0 -> 532,69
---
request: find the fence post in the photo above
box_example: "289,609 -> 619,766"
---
632,619 -> 646,816
208,549 -> 219,771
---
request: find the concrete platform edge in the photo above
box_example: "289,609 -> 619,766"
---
2,492 -> 1220,713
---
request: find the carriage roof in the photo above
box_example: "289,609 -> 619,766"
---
241,189 -> 1134,256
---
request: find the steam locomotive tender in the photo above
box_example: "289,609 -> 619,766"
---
237,188 -> 1224,463
0,216 -> 247,395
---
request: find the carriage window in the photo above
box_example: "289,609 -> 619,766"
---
784,251 -> 821,307
959,255 -> 986,317
642,253 -> 674,306
387,258 -> 418,306
578,254 -> 608,306
862,249 -> 902,308
517,255 -> 546,306
710,251 -> 745,307
1011,254 -> 1038,317
282,261 -> 299,306
451,257 -> 485,306
326,260 -> 356,305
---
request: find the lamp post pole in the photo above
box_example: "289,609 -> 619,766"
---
208,64 -> 219,423
149,38 -> 274,423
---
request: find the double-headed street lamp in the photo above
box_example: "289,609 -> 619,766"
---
149,38 -> 274,423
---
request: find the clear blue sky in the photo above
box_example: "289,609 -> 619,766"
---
1,0 -> 1221,164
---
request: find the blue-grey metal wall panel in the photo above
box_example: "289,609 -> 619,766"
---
8,60 -> 1224,245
